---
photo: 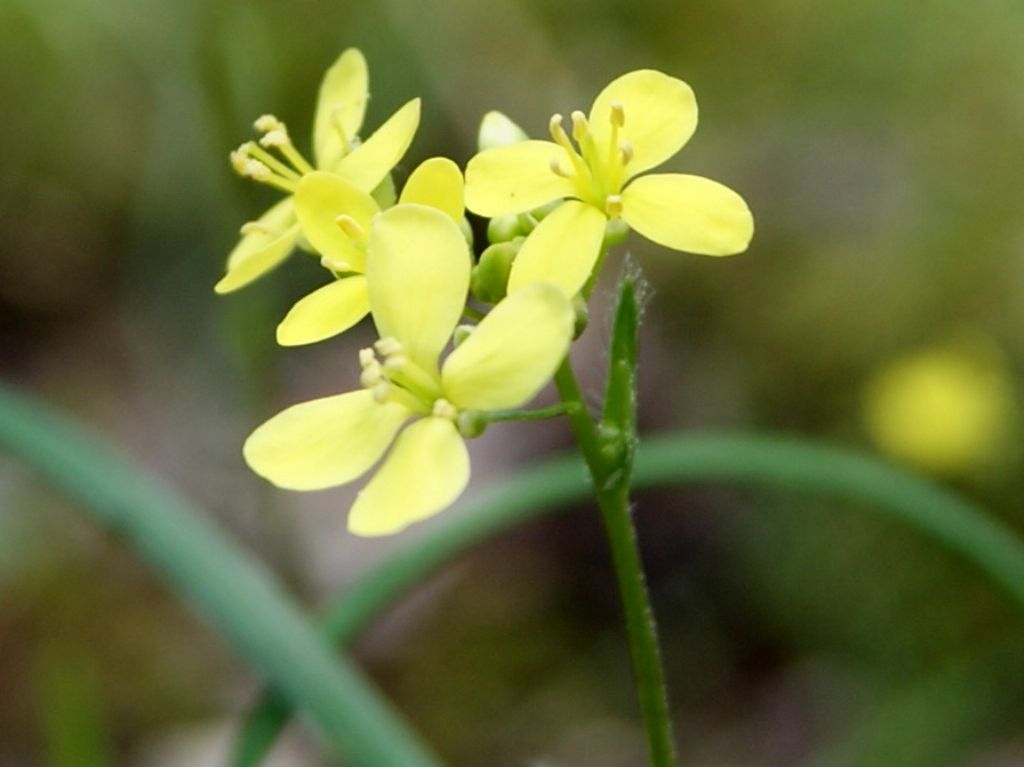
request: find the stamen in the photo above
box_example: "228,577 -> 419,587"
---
254,114 -> 285,133
371,382 -> 391,403
259,130 -> 290,148
361,364 -> 383,389
359,347 -> 377,367
375,337 -> 403,357
237,140 -> 301,181
240,221 -> 275,237
548,113 -> 590,181
432,398 -> 458,420
549,157 -> 571,178
619,141 -> 635,166
241,159 -> 272,180
605,195 -> 624,218
320,255 -> 353,273
382,354 -> 408,374
609,100 -> 626,128
570,111 -> 590,142
335,214 -> 366,241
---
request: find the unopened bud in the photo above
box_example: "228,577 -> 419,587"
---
471,239 -> 521,304
477,111 -> 529,151
456,410 -> 487,438
487,215 -> 522,245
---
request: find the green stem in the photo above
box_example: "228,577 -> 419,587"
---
554,358 -> 677,767
483,403 -> 571,423
230,431 -> 1021,767
0,383 -> 442,767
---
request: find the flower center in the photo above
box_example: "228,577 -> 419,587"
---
359,339 -> 447,417
547,100 -> 633,217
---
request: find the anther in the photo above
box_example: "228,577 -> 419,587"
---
618,141 -> 635,166
375,337 -> 403,357
548,114 -> 569,145
549,158 -> 571,178
371,382 -> 391,403
360,364 -> 383,389
259,129 -> 290,148
242,159 -> 272,180
320,255 -> 352,272
609,100 -> 626,128
432,398 -> 458,420
605,195 -> 624,218
382,354 -> 408,373
230,145 -> 252,174
335,215 -> 365,240
240,221 -> 274,237
570,111 -> 590,142
254,114 -> 284,133
359,348 -> 377,368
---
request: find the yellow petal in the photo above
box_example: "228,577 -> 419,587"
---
399,157 -> 465,223
294,172 -> 380,271
442,283 -> 573,411
348,417 -> 469,536
276,276 -> 370,346
507,199 -> 606,296
243,390 -> 408,491
313,48 -> 369,170
366,205 -> 471,374
589,70 -> 698,179
215,221 -> 301,294
335,99 -> 421,193
464,140 -> 577,217
621,173 -> 753,255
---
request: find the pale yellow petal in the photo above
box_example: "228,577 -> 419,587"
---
507,199 -> 606,296
464,140 -> 576,217
621,173 -> 753,255
442,283 -> 573,411
589,70 -> 698,179
215,223 -> 300,294
276,276 -> 370,346
294,172 -> 380,271
313,48 -> 369,170
243,390 -> 408,491
399,157 -> 465,223
348,417 -> 469,537
335,99 -> 421,193
366,205 -> 471,373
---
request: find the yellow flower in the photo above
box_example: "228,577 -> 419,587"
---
863,341 -> 1017,475
215,48 -> 421,294
276,157 -> 465,346
465,70 -> 754,296
243,205 -> 574,536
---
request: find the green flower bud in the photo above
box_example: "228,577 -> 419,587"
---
487,215 -> 522,244
529,199 -> 562,221
471,239 -> 521,304
452,324 -> 474,348
460,217 -> 475,248
477,111 -> 529,151
457,410 -> 488,438
603,217 -> 630,248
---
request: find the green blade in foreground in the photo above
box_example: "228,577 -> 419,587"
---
0,383 -> 443,767
233,432 -> 1024,766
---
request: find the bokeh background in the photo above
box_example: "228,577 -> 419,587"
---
2,0 -> 1024,764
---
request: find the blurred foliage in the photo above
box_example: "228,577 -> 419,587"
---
2,0 -> 1023,764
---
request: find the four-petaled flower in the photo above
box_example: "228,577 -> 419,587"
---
276,157 -> 465,346
243,205 -> 574,535
465,70 -> 754,296
215,49 -> 420,294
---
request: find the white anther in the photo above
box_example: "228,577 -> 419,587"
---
432,398 -> 458,420
375,337 -> 403,357
239,221 -> 273,236
254,114 -> 284,133
609,100 -> 626,128
241,159 -> 271,180
259,129 -> 290,148
383,354 -> 407,373
320,255 -> 352,272
618,140 -> 635,166
605,194 -> 624,218
360,365 -> 383,388
549,157 -> 571,178
371,382 -> 391,403
359,348 -> 377,367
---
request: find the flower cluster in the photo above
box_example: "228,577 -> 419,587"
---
219,49 -> 753,536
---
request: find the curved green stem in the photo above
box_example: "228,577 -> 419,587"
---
0,383 -> 443,767
231,432 -> 1023,767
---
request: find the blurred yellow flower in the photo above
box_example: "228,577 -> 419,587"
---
243,205 -> 574,535
464,69 -> 754,296
215,48 -> 420,294
863,341 -> 1017,474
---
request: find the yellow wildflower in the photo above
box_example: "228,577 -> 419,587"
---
465,70 -> 754,296
215,48 -> 421,294
864,341 -> 1017,474
243,205 -> 574,535
277,157 -> 465,346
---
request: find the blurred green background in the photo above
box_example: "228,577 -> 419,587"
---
2,0 -> 1023,764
